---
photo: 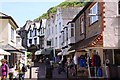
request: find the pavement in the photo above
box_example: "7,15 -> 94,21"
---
25,62 -> 67,79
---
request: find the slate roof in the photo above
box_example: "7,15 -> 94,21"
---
0,12 -> 19,28
0,44 -> 24,53
68,34 -> 99,51
60,7 -> 83,19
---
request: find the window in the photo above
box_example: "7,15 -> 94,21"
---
114,49 -> 120,65
90,3 -> 98,24
52,38 -> 54,46
66,28 -> 68,40
59,22 -> 61,32
71,23 -> 75,37
34,28 -> 37,36
11,27 -> 14,41
55,25 -> 57,34
40,28 -> 43,34
52,27 -> 53,34
80,17 -> 85,34
30,30 -> 32,37
59,36 -> 61,46
55,37 -> 57,47
29,39 -> 32,44
63,32 -> 64,42
43,28 -> 44,34
34,38 -> 37,44
71,23 -> 74,27
118,1 -> 120,15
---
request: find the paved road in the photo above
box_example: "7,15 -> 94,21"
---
25,62 -> 67,79
36,62 -> 67,79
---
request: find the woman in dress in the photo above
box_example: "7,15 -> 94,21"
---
1,59 -> 9,80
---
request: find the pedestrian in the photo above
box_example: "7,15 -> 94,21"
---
21,64 -> 27,80
1,59 -> 9,80
45,58 -> 52,79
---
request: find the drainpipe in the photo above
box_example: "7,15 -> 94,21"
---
112,49 -> 115,64
87,49 -> 91,78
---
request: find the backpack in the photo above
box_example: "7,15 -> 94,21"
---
22,66 -> 27,72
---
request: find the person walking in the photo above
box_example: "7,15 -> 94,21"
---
45,58 -> 53,79
1,59 -> 9,80
21,64 -> 27,80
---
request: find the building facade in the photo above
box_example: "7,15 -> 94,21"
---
44,7 -> 82,62
0,12 -> 25,66
63,0 -> 120,78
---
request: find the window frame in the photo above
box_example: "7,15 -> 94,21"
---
34,38 -> 37,45
80,17 -> 85,34
29,39 -> 32,44
66,28 -> 68,40
30,30 -> 32,37
11,27 -> 14,41
90,2 -> 98,24
71,23 -> 75,37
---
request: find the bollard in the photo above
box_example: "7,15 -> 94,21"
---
29,66 -> 32,79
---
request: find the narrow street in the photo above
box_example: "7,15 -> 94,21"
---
25,62 -> 67,79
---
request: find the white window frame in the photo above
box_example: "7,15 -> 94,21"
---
66,28 -> 68,40
11,27 -> 14,41
71,23 -> 75,37
90,3 -> 98,24
55,37 -> 57,47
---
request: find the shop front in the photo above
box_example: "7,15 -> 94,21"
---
68,34 -> 109,78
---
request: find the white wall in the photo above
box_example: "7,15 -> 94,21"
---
103,1 -> 120,48
8,23 -> 16,47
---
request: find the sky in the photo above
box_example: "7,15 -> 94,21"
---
0,0 -> 64,27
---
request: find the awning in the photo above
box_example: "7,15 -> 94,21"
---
0,44 -> 24,53
66,50 -> 75,55
41,48 -> 53,55
57,52 -> 62,56
35,50 -> 42,55
62,47 -> 71,55
69,34 -> 103,51
0,48 -> 11,55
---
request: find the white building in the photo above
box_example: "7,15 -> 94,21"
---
45,7 -> 82,60
27,21 -> 40,48
0,12 -> 25,66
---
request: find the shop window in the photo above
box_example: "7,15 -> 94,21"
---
114,49 -> 120,65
